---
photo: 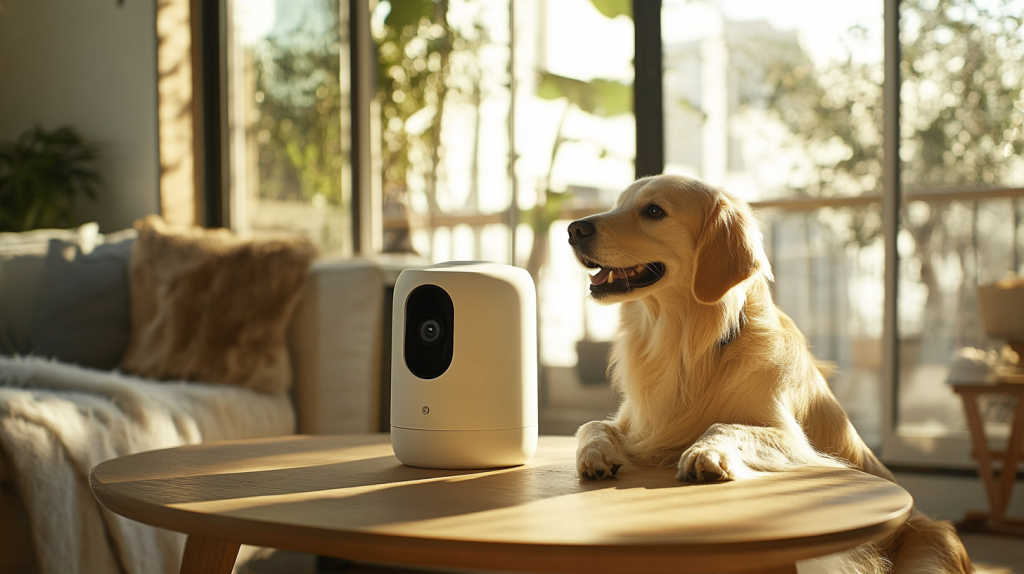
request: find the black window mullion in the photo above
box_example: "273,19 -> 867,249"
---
633,0 -> 664,179
881,0 -> 902,448
194,0 -> 227,228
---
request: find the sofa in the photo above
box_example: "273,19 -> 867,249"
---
0,222 -> 409,574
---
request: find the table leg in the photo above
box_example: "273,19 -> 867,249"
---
179,534 -> 240,574
996,395 -> 1024,523
960,392 -> 1003,519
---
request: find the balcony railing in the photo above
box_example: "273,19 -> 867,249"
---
382,185 -> 1024,232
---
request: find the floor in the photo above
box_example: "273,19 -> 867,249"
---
960,533 -> 1024,574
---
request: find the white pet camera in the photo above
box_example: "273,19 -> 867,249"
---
390,262 -> 538,469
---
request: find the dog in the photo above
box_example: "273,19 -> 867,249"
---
568,175 -> 972,573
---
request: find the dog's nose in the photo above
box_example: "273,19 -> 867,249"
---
568,220 -> 596,246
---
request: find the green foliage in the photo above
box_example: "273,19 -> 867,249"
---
588,0 -> 631,19
762,0 -> 1024,194
251,0 -> 344,206
900,0 -> 1024,188
384,0 -> 439,29
536,72 -> 633,117
0,125 -> 99,232
375,0 -> 456,217
756,0 -> 1024,249
758,34 -> 884,201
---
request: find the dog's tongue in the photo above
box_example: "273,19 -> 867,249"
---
590,267 -> 611,285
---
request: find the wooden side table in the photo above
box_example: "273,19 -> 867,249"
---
90,434 -> 912,574
952,382 -> 1024,536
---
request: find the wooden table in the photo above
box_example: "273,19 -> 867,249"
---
952,382 -> 1024,535
90,434 -> 912,574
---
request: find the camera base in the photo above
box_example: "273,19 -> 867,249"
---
390,425 -> 538,470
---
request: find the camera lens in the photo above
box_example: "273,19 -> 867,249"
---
404,284 -> 454,379
418,318 -> 442,344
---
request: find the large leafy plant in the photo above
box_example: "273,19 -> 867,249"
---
0,125 -> 100,232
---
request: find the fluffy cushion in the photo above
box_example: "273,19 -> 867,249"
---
118,216 -> 316,394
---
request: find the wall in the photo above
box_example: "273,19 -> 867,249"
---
0,0 -> 159,232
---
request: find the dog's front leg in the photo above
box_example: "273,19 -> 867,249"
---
576,420 -> 632,480
678,422 -> 844,482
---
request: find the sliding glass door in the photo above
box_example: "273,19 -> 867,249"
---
889,0 -> 1024,465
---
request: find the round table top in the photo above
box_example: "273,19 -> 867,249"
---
90,434 -> 912,573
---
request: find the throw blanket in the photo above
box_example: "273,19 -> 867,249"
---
0,356 -> 296,574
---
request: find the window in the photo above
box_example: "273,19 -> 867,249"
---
227,0 -> 352,252
368,0 -> 635,433
221,0 -> 1024,466
372,0 -> 514,264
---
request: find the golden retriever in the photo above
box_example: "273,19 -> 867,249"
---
568,175 -> 971,573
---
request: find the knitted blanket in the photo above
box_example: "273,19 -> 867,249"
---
0,356 -> 295,574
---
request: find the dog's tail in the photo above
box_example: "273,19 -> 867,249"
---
884,513 -> 972,574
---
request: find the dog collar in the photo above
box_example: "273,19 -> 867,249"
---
718,306 -> 747,348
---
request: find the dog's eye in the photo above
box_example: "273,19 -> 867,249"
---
644,204 -> 665,219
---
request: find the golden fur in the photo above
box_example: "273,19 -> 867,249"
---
119,216 -> 316,394
570,175 -> 971,573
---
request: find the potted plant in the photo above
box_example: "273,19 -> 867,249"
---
0,125 -> 100,232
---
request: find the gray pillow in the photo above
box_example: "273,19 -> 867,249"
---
29,238 -> 134,370
0,224 -> 105,356
0,255 -> 47,356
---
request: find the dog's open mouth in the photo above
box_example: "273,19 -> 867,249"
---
584,261 -> 665,296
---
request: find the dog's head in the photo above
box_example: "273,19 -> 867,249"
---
567,175 -> 771,304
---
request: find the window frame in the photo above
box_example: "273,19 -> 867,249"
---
194,0 -> 229,228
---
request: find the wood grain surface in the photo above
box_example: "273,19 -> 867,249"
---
90,434 -> 912,573
178,535 -> 239,574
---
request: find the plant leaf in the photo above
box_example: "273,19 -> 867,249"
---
536,71 -> 632,117
0,124 -> 99,230
589,0 -> 631,19
384,0 -> 439,31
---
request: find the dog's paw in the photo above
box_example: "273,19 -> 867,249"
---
577,442 -> 629,480
677,444 -> 738,482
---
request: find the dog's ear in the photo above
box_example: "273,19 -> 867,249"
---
692,198 -> 766,304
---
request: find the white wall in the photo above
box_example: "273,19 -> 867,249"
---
0,0 -> 159,232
